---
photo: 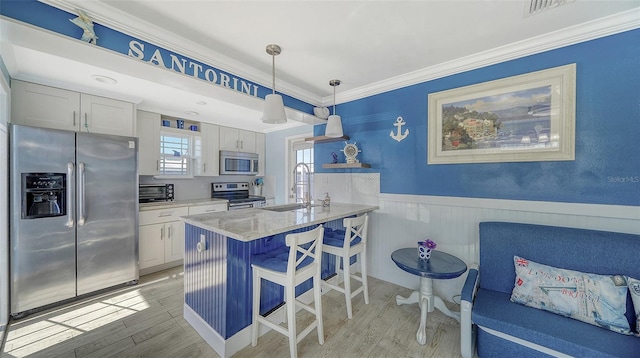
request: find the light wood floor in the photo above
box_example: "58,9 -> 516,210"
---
1,266 -> 462,357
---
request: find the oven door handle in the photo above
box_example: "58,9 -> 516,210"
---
229,203 -> 255,210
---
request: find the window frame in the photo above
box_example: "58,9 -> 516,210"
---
157,129 -> 199,179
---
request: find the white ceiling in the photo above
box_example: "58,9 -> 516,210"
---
1,0 -> 639,132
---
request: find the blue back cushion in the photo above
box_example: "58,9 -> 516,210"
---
478,222 -> 640,331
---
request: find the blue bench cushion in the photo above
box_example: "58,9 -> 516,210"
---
472,288 -> 640,358
252,246 -> 314,272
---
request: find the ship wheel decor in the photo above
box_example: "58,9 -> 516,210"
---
341,142 -> 361,164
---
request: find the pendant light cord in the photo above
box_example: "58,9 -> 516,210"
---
333,84 -> 336,115
329,79 -> 340,115
271,53 -> 276,94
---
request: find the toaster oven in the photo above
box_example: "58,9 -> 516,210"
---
139,184 -> 174,203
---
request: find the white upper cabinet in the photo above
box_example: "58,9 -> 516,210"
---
219,126 -> 256,153
80,94 -> 134,137
238,129 -> 256,153
136,110 -> 161,176
195,123 -> 220,176
11,80 -> 80,131
11,80 -> 134,136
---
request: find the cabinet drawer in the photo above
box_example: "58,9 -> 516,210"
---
140,207 -> 189,226
188,203 -> 228,215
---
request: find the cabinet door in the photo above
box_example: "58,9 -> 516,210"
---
238,129 -> 256,152
196,123 -> 220,176
81,94 -> 134,136
11,80 -> 80,131
219,126 -> 239,151
164,221 -> 185,263
255,132 -> 265,176
139,223 -> 165,269
136,110 -> 161,175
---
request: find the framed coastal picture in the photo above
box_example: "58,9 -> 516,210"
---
427,63 -> 576,164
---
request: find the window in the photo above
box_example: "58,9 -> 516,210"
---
291,140 -> 314,203
159,131 -> 197,176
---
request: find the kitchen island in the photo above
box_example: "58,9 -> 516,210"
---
180,203 -> 378,358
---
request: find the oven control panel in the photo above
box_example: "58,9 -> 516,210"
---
212,182 -> 250,191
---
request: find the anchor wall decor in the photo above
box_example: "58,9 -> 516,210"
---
390,116 -> 409,142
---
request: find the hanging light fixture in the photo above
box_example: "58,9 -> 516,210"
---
325,79 -> 343,137
262,44 -> 287,124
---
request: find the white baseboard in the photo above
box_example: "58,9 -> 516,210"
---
183,289 -> 316,357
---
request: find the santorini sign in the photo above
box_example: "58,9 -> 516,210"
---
127,40 -> 259,97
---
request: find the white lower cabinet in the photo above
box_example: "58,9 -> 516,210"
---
139,202 -> 228,273
139,207 -> 188,271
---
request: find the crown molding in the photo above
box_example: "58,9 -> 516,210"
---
39,1 -> 640,107
334,7 -> 640,105
42,0 -> 323,105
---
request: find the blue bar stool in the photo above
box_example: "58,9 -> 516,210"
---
251,225 -> 325,358
321,214 -> 370,319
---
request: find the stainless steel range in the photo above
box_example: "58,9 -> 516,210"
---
212,182 -> 266,210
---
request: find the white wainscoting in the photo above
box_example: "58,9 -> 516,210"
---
315,173 -> 640,303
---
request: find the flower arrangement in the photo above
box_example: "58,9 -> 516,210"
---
418,239 -> 437,250
417,239 -> 437,260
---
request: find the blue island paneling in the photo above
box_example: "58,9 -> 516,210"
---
184,222 -> 339,339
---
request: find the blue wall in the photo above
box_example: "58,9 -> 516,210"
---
315,29 -> 640,207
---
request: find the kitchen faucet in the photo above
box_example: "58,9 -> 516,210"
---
293,163 -> 312,208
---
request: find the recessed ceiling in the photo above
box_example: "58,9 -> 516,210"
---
1,0 -> 639,132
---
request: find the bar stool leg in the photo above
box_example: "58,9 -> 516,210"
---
360,251 -> 370,304
286,284 -> 297,358
314,274 -> 325,345
344,255 -> 353,319
251,271 -> 260,346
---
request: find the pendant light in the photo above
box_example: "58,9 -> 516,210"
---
325,79 -> 343,137
262,44 -> 287,124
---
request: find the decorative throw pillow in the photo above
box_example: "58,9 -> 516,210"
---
627,276 -> 640,335
510,256 -> 631,335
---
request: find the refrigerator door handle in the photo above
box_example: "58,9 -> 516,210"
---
66,162 -> 75,228
78,162 -> 86,226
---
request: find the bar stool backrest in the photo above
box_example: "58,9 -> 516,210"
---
343,214 -> 369,250
286,227 -> 324,278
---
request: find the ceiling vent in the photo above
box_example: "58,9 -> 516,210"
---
525,0 -> 575,17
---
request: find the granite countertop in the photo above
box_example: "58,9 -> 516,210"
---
181,203 -> 378,242
139,198 -> 228,211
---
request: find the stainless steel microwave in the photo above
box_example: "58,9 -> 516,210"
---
220,151 -> 259,175
139,184 -> 174,203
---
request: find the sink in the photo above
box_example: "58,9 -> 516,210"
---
261,203 -> 323,212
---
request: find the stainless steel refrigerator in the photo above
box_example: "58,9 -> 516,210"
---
9,124 -> 139,316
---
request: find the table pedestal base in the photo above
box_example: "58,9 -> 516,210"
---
396,277 -> 461,345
